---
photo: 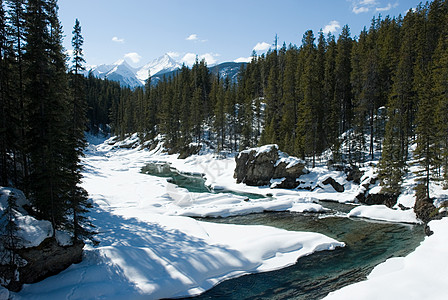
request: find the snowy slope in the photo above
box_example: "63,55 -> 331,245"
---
13,135 -> 344,299
88,54 -> 182,88
89,59 -> 142,88
136,53 -> 182,82
88,55 -> 245,88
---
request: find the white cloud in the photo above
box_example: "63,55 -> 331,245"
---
353,6 -> 370,13
351,0 -> 378,14
323,20 -> 341,34
124,52 -> 142,64
253,42 -> 271,52
181,52 -> 220,66
200,53 -> 219,65
181,53 -> 197,66
112,36 -> 125,43
376,2 -> 398,12
186,34 -> 198,41
234,57 -> 252,63
376,3 -> 392,11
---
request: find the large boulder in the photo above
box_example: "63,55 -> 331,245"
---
178,144 -> 202,159
3,237 -> 84,292
362,193 -> 398,208
322,177 -> 345,193
414,197 -> 438,224
234,144 -> 307,187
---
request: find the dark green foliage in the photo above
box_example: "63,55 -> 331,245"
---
68,18 -> 93,240
1,0 -> 93,241
89,0 -> 448,199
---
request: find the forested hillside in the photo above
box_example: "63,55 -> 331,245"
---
0,0 -> 92,240
86,0 -> 448,200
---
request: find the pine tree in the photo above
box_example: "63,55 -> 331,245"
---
68,18 -> 93,240
212,77 -> 225,151
334,25 -> 353,161
24,0 -> 71,230
413,71 -> 440,200
6,0 -> 28,189
433,18 -> 448,185
296,30 -> 319,163
324,34 -> 340,161
0,192 -> 21,282
0,0 -> 12,186
279,45 -> 298,154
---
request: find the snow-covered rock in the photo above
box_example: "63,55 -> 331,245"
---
0,187 -> 53,248
234,144 -> 307,188
348,205 -> 421,224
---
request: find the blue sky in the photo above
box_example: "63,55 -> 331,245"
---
58,0 -> 419,67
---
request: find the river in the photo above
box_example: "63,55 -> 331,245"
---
142,162 -> 425,299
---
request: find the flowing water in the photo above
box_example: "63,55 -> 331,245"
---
142,162 -> 425,299
141,162 -> 265,198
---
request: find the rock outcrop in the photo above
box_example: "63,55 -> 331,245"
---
322,177 -> 345,193
362,193 -> 398,208
178,144 -> 202,159
414,197 -> 438,224
234,145 -> 307,188
3,237 -> 84,292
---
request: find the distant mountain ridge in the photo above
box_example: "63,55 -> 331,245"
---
87,54 -> 182,88
87,54 -> 245,88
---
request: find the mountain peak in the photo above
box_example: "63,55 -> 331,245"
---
136,54 -> 182,83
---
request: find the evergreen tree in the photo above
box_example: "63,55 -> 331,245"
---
24,0 -> 70,230
68,18 -> 92,240
0,192 -> 21,282
433,18 -> 448,185
0,0 -> 12,186
323,34 -> 340,160
413,72 -> 440,200
6,0 -> 28,189
296,30 -> 319,163
334,25 -> 353,161
279,45 -> 298,154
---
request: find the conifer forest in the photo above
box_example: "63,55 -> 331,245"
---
104,1 -> 447,200
1,0 -> 448,245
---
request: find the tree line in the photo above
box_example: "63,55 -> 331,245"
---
0,0 -> 92,243
98,0 -> 448,200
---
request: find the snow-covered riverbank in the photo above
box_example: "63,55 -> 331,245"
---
13,136 -> 344,299
10,135 -> 447,299
324,217 -> 448,300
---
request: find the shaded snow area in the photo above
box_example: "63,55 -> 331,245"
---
325,217 -> 448,300
13,135 -> 344,299
0,187 -> 53,249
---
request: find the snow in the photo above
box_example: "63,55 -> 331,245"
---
136,53 -> 182,83
13,136 -> 344,299
0,286 -> 9,300
289,202 -> 328,213
324,217 -> 448,300
9,135 -> 448,299
55,230 -> 73,246
15,215 -> 52,248
348,205 -> 421,224
0,187 -> 53,249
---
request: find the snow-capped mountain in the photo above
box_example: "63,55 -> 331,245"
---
89,59 -> 143,88
87,54 -> 246,88
88,53 -> 182,88
136,54 -> 182,83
